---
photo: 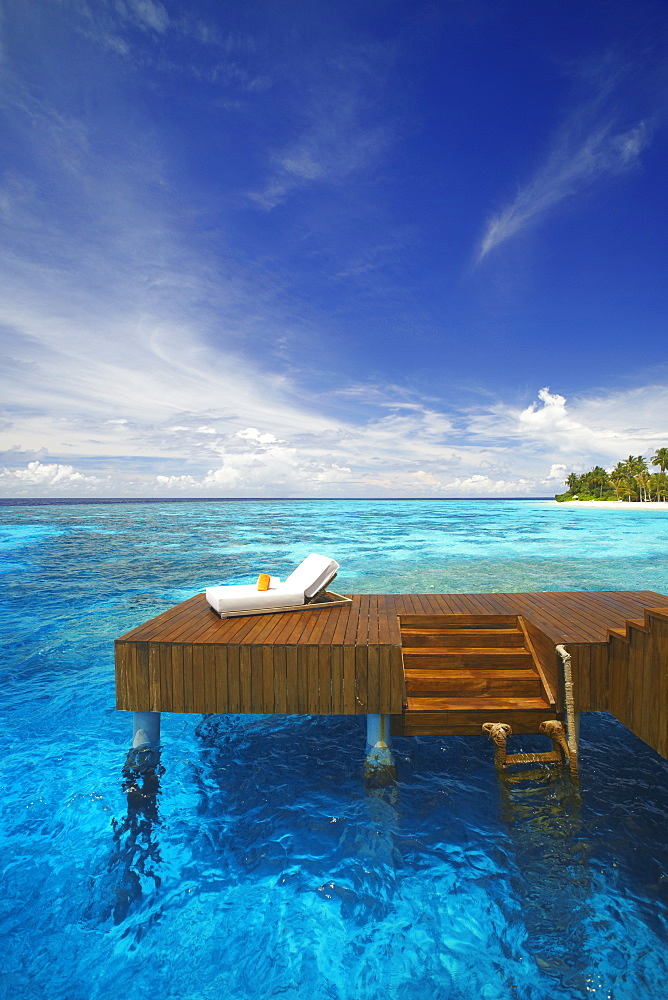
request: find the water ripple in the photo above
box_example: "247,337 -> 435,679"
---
0,500 -> 667,999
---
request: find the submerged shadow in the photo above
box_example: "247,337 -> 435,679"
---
497,763 -> 593,992
87,745 -> 164,938
188,715 -> 404,921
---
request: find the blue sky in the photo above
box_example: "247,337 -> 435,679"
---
1,0 -> 667,497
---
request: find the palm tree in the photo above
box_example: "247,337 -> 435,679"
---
610,462 -> 631,500
651,448 -> 668,474
587,465 -> 610,498
561,455 -> 668,501
660,474 -> 668,502
636,469 -> 651,502
624,454 -> 647,472
650,472 -> 668,502
621,456 -> 647,500
609,470 -> 628,501
621,477 -> 638,502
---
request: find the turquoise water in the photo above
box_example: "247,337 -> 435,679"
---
1,498 -> 667,999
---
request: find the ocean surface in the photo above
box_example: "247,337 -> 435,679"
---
1,498 -> 667,1000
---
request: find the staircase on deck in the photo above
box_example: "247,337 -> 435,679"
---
603,608 -> 668,758
395,614 -> 559,737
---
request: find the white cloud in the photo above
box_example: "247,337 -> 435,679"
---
313,463 -> 352,483
476,54 -> 653,262
2,382 -> 667,497
155,473 -> 199,490
521,386 -> 565,419
236,427 -> 280,445
439,474 -> 526,496
0,460 -> 108,492
129,0 -> 170,34
466,385 -> 668,465
544,463 -> 568,482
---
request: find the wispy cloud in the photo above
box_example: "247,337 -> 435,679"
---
249,45 -> 395,209
47,0 -> 264,89
477,58 -> 653,261
128,0 -> 170,34
252,117 -> 391,209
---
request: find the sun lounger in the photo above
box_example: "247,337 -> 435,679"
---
206,553 -> 351,618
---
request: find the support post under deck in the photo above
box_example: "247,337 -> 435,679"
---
365,714 -> 394,781
132,711 -> 161,749
366,714 -> 391,751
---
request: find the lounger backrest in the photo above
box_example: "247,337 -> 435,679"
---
284,553 -> 339,598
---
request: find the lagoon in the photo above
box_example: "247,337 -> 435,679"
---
1,498 -> 667,1000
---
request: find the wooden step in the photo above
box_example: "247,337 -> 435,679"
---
402,648 -> 534,669
399,614 -> 518,629
406,696 -> 552,713
395,612 -> 556,738
405,668 -> 543,698
394,707 -> 559,738
609,617 -> 650,642
400,628 -> 525,648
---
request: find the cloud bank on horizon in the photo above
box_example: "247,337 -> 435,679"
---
3,377 -> 666,497
1,0 -> 667,498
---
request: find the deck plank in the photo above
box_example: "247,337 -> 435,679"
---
286,646 -> 298,712
317,646 -> 331,715
225,645 -> 239,713
262,645 -> 275,714
355,645 -> 368,714
330,644 -> 343,713
239,646 -> 252,713
342,645 -> 357,714
273,646 -> 287,715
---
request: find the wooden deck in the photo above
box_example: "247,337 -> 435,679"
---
117,589 -> 668,648
115,590 -> 668,754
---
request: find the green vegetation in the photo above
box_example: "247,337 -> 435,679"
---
556,450 -> 668,502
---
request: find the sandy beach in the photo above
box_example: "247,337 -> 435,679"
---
553,499 -> 668,509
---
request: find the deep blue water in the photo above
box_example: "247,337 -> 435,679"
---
1,499 -> 667,1000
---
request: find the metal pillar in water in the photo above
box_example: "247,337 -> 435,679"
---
132,711 -> 161,749
365,714 -> 395,783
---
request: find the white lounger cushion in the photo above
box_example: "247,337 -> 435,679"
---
284,553 -> 339,598
205,584 -> 304,614
206,554 -> 339,615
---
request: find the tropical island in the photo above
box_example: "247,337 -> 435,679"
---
555,449 -> 668,502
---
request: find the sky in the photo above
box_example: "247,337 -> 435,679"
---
1,0 -> 667,498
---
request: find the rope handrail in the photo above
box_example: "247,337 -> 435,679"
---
556,643 -> 579,772
482,645 -> 579,776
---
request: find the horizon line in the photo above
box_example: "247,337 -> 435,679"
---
0,495 -> 555,506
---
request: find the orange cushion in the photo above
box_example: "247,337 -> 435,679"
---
257,573 -> 271,591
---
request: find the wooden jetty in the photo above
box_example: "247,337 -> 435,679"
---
115,590 -> 668,758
